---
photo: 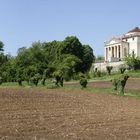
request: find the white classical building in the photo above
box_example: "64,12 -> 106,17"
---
105,27 -> 140,62
94,27 -> 140,72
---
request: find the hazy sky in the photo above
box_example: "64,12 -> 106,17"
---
0,0 -> 140,56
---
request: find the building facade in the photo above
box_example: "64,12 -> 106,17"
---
104,27 -> 140,62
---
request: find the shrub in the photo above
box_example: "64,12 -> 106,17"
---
125,54 -> 140,70
17,78 -> 22,86
80,78 -> 87,88
79,74 -> 88,88
30,73 -> 41,86
111,74 -> 129,95
0,77 -> 2,85
41,77 -> 46,86
119,64 -> 126,74
106,66 -> 113,75
93,70 -> 101,77
53,71 -> 63,87
96,71 -> 101,77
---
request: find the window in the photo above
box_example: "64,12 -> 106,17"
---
132,37 -> 135,40
132,50 -> 135,56
126,39 -> 127,41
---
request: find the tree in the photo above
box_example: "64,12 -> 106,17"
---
16,67 -> 24,86
12,36 -> 95,84
42,36 -> 94,80
81,45 -> 95,72
125,54 -> 140,70
119,64 -> 126,74
30,73 -> 41,86
57,36 -> 95,73
0,41 -> 4,52
61,36 -> 83,59
96,55 -> 104,60
15,42 -> 48,84
111,74 -> 129,95
57,54 -> 81,81
106,66 -> 113,75
41,66 -> 55,85
53,70 -> 63,87
79,73 -> 88,88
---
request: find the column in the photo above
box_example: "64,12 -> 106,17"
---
118,45 -> 120,58
114,46 -> 116,57
115,46 -> 117,58
105,47 -> 106,61
109,47 -> 111,61
112,47 -> 114,57
116,46 -> 119,58
106,48 -> 108,61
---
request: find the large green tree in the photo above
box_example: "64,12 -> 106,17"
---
0,37 -> 95,84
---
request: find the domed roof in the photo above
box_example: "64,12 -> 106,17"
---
128,27 -> 140,33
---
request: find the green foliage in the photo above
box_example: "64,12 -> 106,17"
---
58,54 -> 81,81
106,66 -> 113,75
96,71 -> 102,77
16,67 -> 24,86
17,78 -> 22,86
0,41 -> 4,52
119,64 -> 126,74
96,55 -> 104,60
79,74 -> 88,88
30,73 -> 41,86
111,74 -> 129,94
41,77 -> 46,86
0,77 -> 2,85
0,37 -> 95,85
53,70 -> 63,87
125,54 -> 140,70
81,45 -> 95,72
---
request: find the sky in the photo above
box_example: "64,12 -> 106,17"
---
0,0 -> 140,56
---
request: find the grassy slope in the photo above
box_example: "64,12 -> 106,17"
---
1,70 -> 140,99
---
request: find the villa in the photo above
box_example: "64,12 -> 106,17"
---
94,27 -> 140,71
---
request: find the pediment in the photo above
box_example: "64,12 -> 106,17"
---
105,37 -> 121,45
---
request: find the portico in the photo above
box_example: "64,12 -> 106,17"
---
105,45 -> 121,60
104,38 -> 128,62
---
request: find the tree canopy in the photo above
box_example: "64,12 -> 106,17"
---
0,37 -> 95,84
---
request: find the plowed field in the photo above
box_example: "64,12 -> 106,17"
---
1,79 -> 140,140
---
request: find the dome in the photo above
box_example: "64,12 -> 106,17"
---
128,27 -> 140,33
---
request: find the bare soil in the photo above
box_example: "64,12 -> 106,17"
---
1,79 -> 140,140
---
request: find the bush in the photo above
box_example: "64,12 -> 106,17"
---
0,77 -> 2,85
106,66 -> 113,75
30,73 -> 41,86
92,70 -> 107,78
92,70 -> 101,77
111,74 -> 129,94
79,74 -> 88,88
96,71 -> 101,77
125,54 -> 140,70
80,78 -> 87,88
17,78 -> 22,86
53,71 -> 63,87
41,77 -> 46,86
119,64 -> 126,74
